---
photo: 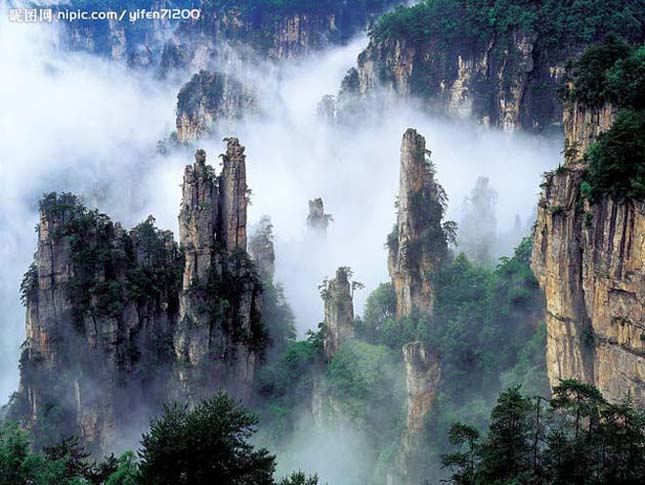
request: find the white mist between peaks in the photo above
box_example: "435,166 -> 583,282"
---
0,7 -> 561,407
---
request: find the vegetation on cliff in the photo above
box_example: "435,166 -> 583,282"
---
567,37 -> 645,200
372,0 -> 645,47
358,238 -> 547,479
204,0 -> 393,16
442,380 -> 645,484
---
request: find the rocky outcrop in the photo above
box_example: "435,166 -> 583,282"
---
13,195 -> 182,454
386,129 -> 449,482
176,71 -> 256,142
59,1 -> 175,68
163,1 -> 398,70
12,141 -> 265,454
58,1 -> 397,72
249,216 -> 276,283
563,101 -> 616,163
347,29 -> 569,132
175,141 -> 262,402
532,100 -> 645,404
389,342 -> 441,485
388,129 -> 448,319
321,267 -> 355,361
307,197 -> 333,234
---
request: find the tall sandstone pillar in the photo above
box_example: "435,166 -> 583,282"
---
321,267 -> 355,361
219,137 -> 248,252
176,142 -> 261,402
387,129 -> 446,484
388,128 -> 447,319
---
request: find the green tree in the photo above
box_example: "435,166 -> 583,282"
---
278,470 -> 319,485
440,422 -> 480,484
104,452 -> 140,485
139,393 -> 276,485
477,387 -> 534,482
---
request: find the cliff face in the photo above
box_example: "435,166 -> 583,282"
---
15,195 -> 181,454
164,1 -> 398,70
563,101 -> 616,163
349,30 -> 568,133
321,267 -> 355,361
249,216 -> 276,283
60,1 -> 397,72
175,141 -> 262,402
176,71 -> 256,143
13,142 -> 264,454
389,342 -> 441,485
532,101 -> 645,404
388,128 -> 447,319
306,197 -> 332,234
387,129 -> 447,483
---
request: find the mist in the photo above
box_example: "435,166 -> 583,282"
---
0,8 -> 560,474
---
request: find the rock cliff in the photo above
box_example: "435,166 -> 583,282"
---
11,141 -> 266,454
175,141 -> 263,403
387,128 -> 448,319
176,70 -> 256,142
59,1 -> 398,71
13,194 -> 182,454
306,197 -> 333,234
531,100 -> 645,404
321,267 -> 355,361
348,30 -> 566,133
249,216 -> 276,283
342,2 -> 645,133
387,129 -> 449,482
389,342 -> 441,485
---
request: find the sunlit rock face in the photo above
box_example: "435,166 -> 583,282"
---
387,128 -> 446,319
175,71 -> 256,143
349,29 -> 571,133
532,99 -> 645,404
12,143 -> 264,455
563,100 -> 616,163
321,267 -> 355,361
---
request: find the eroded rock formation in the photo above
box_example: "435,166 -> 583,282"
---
307,197 -> 333,234
249,215 -> 276,283
354,30 -> 554,132
176,71 -> 256,142
11,141 -> 265,454
388,128 -> 448,319
387,129 -> 449,482
60,2 -> 397,72
321,267 -> 355,361
175,142 -> 262,402
389,342 -> 441,485
531,99 -> 645,403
